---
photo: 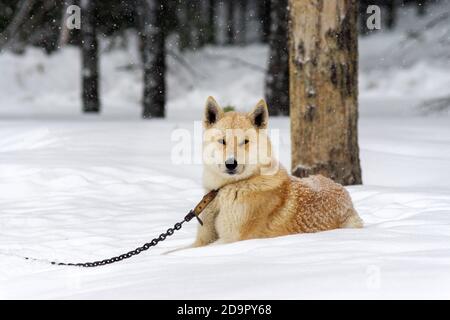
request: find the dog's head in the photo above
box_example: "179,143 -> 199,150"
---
202,96 -> 276,182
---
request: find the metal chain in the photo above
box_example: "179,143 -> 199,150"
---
33,210 -> 200,268
19,190 -> 217,268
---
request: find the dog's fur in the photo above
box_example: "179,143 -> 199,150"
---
192,97 -> 363,247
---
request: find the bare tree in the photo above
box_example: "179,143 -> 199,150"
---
258,0 -> 271,43
0,0 -> 37,50
206,0 -> 216,44
358,0 -> 368,35
81,0 -> 100,113
138,0 -> 166,118
225,0 -> 236,45
237,0 -> 247,45
265,0 -> 289,116
176,1 -> 190,50
59,0 -> 81,47
386,0 -> 398,30
191,0 -> 204,48
289,0 -> 362,185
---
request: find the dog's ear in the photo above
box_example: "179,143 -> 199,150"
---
249,99 -> 269,129
204,96 -> 223,128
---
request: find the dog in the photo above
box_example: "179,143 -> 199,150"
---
191,96 -> 363,247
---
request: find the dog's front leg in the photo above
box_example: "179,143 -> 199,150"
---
163,198 -> 219,254
192,198 -> 219,248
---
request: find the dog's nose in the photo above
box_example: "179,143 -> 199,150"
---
225,157 -> 238,171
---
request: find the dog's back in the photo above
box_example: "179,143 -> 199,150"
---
280,174 -> 363,234
213,169 -> 363,242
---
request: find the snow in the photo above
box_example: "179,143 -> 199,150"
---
1,3 -> 450,299
1,114 -> 449,299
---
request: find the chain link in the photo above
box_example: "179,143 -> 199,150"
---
51,210 -> 199,268
19,190 -> 218,268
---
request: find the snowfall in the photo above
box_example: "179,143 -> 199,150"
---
0,5 -> 450,299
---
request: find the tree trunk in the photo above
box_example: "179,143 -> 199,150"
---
237,0 -> 247,45
0,0 -> 36,50
265,0 -> 289,116
206,0 -> 216,44
196,0 -> 209,47
358,0 -> 369,36
258,0 -> 271,43
138,0 -> 166,118
33,0 -> 63,54
80,0 -> 100,113
59,1 -> 72,47
59,0 -> 81,47
190,0 -> 203,48
226,0 -> 235,45
386,0 -> 397,30
289,0 -> 362,186
177,0 -> 192,50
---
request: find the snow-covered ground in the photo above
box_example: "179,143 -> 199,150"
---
1,114 -> 450,299
1,3 -> 450,299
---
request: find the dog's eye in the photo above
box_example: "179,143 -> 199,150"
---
240,139 -> 249,146
218,139 -> 226,145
